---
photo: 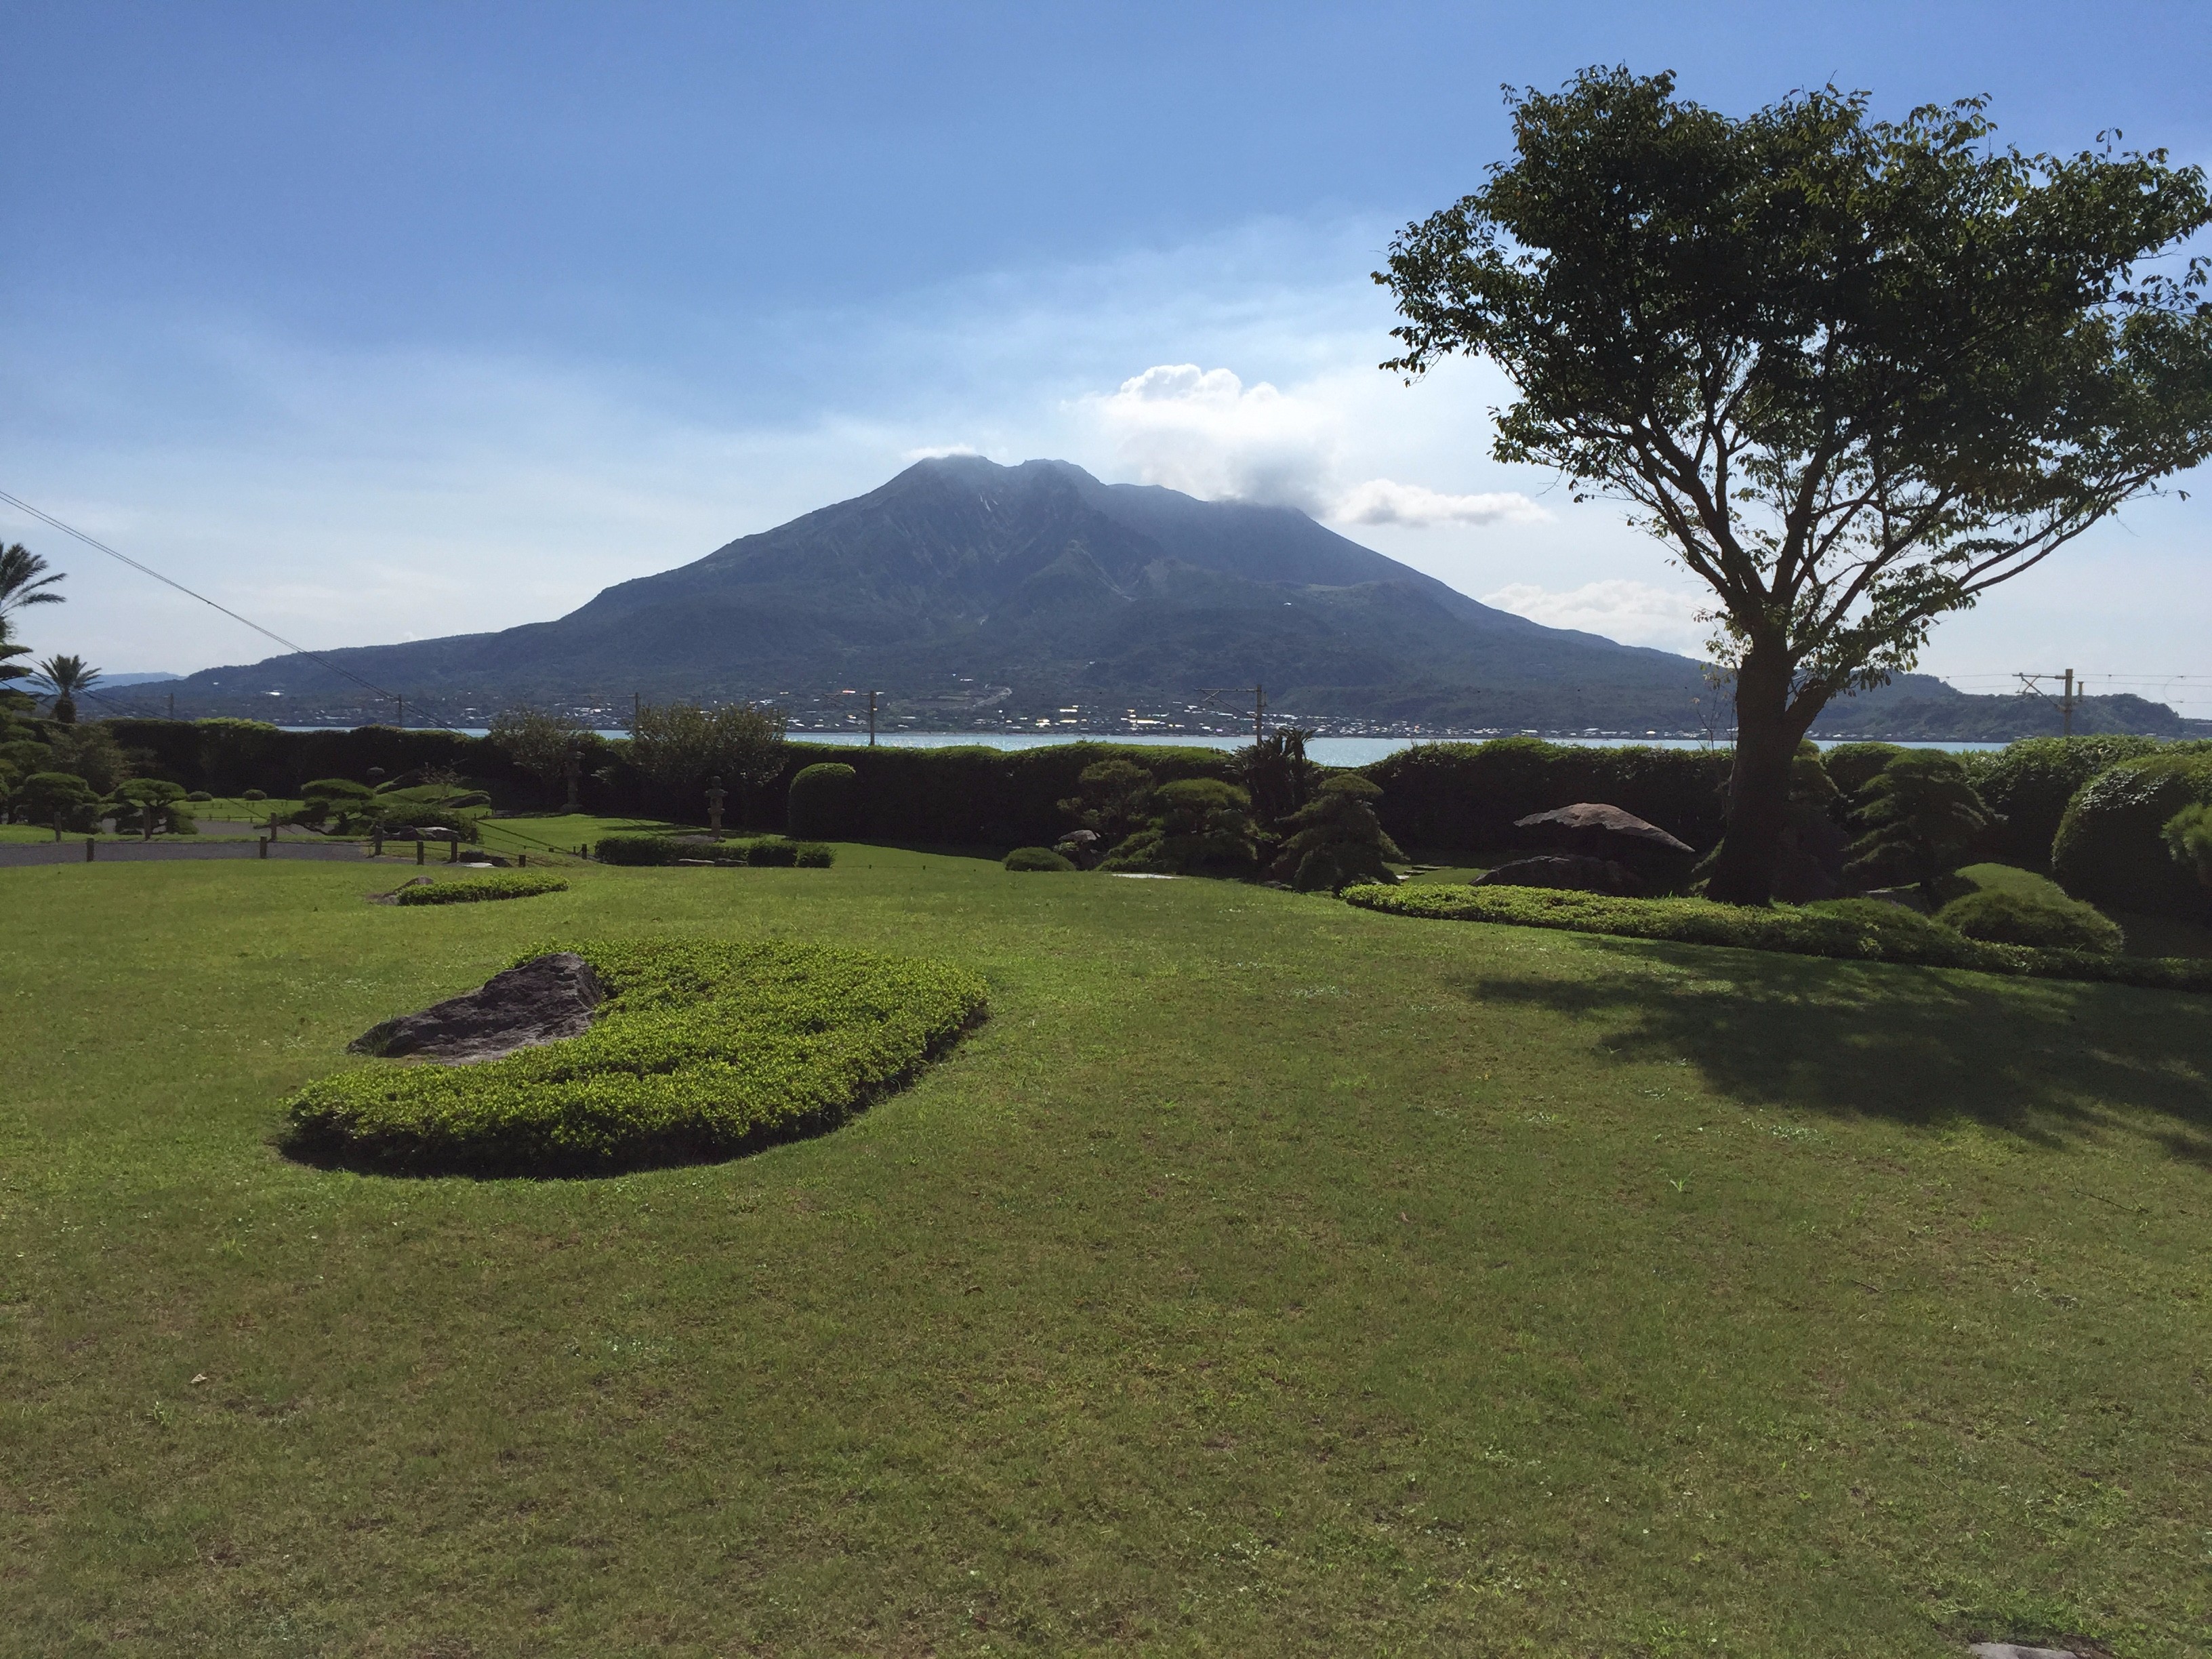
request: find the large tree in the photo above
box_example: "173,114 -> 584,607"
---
1376,68 -> 2212,903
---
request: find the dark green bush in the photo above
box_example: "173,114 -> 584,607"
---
745,836 -> 800,867
186,790 -> 213,802
1975,735 -> 2166,867
302,777 -> 373,800
1059,758 -> 1157,851
2052,748 -> 2212,919
241,787 -> 267,801
1340,882 -> 2212,992
793,841 -> 834,868
1268,775 -> 1405,891
1844,751 -> 1994,894
787,762 -> 859,840
1004,846 -> 1077,872
1935,887 -> 2123,954
594,833 -> 684,865
2166,802 -> 2212,892
17,771 -> 98,829
282,937 -> 989,1175
1099,778 -> 1259,875
392,872 -> 570,907
1819,742 -> 1906,797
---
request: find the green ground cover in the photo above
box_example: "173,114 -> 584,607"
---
3,852 -> 2209,1655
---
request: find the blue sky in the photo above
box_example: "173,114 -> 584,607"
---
4,0 -> 2209,711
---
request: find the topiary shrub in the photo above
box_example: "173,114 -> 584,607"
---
18,770 -> 99,831
1819,742 -> 1906,798
392,872 -> 569,906
302,777 -> 373,800
1844,751 -> 1994,897
2052,748 -> 2212,919
787,762 -> 859,840
281,937 -> 989,1175
744,836 -> 800,867
792,841 -> 834,868
1936,887 -> 2123,954
1268,775 -> 1406,891
1098,778 -> 1258,875
1059,758 -> 1157,854
186,790 -> 213,802
1004,846 -> 1077,872
241,788 -> 267,801
1976,735 -> 2166,867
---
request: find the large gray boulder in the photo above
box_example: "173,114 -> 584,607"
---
350,952 -> 605,1065
1515,802 -> 1694,863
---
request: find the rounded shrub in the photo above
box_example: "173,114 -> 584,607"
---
2051,747 -> 2212,919
787,762 -> 859,840
594,833 -> 683,865
744,836 -> 800,867
2166,802 -> 2212,893
1936,888 -> 2123,954
1976,735 -> 2165,867
1004,846 -> 1077,872
186,790 -> 213,802
241,787 -> 267,801
302,777 -> 374,800
282,937 -> 988,1176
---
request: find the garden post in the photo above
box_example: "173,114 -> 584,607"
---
417,838 -> 426,866
448,833 -> 459,863
85,838 -> 95,862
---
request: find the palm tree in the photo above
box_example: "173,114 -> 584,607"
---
35,655 -> 101,724
0,614 -> 31,687
0,544 -> 65,620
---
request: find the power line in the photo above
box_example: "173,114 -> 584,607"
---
0,487 -> 403,710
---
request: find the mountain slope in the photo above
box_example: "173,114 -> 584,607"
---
167,457 -> 1723,727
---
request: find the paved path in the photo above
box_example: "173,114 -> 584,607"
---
0,838 -> 385,867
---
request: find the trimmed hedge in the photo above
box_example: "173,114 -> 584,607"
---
282,937 -> 989,1175
594,833 -> 832,867
1004,846 -> 1077,872
1935,887 -> 2123,955
2051,747 -> 2212,920
393,872 -> 571,907
1341,881 -> 2212,993
1358,738 -> 1732,854
787,762 -> 859,839
1973,735 -> 2167,867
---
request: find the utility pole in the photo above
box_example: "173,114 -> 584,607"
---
167,691 -> 176,720
1254,683 -> 1266,743
2017,670 -> 2081,737
632,691 -> 641,732
868,689 -> 878,747
396,693 -> 405,731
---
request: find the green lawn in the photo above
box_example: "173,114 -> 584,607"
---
3,852 -> 2209,1655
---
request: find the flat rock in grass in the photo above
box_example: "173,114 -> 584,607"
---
349,952 -> 605,1065
1473,854 -> 1646,897
1969,1645 -> 2088,1659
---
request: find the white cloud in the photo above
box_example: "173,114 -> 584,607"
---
1333,477 -> 1546,528
1083,362 -> 1542,529
902,442 -> 984,460
1086,364 -> 1339,512
1481,579 -> 1713,653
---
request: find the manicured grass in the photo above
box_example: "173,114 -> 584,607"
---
3,851 -> 2210,1654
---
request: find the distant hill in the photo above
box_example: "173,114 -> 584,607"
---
160,457 -> 1721,729
147,457 -> 2194,740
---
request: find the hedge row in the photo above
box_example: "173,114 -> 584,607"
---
1340,882 -> 2212,993
594,834 -> 834,867
392,872 -> 570,906
1358,738 -> 1734,854
282,937 -> 989,1175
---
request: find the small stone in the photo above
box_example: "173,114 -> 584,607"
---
1969,1644 -> 2084,1659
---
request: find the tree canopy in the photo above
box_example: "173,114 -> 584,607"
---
1376,67 -> 2212,902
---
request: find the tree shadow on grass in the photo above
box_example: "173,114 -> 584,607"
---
1450,937 -> 2212,1162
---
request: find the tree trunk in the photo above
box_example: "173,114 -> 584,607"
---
1706,650 -> 1806,906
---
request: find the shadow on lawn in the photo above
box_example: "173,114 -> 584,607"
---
1452,937 -> 2212,1161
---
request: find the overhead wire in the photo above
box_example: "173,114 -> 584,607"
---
0,487 -> 404,709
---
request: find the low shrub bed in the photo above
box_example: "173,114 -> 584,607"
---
392,872 -> 570,907
283,937 -> 989,1176
1935,886 -> 2123,954
594,833 -> 833,867
1341,882 -> 2212,994
1004,846 -> 1077,872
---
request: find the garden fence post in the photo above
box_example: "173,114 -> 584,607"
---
448,834 -> 459,863
85,838 -> 95,862
417,838 -> 426,866
258,836 -> 269,859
